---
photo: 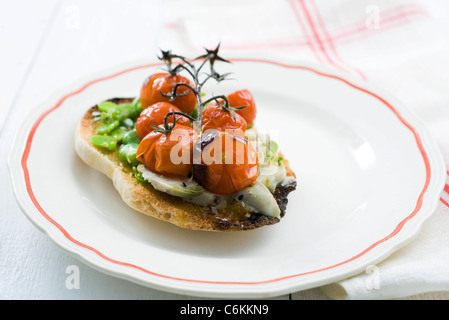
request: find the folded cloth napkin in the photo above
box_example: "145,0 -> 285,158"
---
158,0 -> 449,299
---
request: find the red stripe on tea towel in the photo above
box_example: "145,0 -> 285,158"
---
307,0 -> 368,80
439,170 -> 449,208
331,6 -> 429,44
288,0 -> 326,65
440,196 -> 449,208
297,0 -> 345,71
224,2 -> 427,54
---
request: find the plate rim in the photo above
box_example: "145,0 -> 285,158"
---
8,55 -> 447,298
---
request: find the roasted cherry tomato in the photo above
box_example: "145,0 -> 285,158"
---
226,89 -> 257,127
140,72 -> 197,114
136,102 -> 191,140
193,130 -> 259,195
201,105 -> 247,135
136,124 -> 198,178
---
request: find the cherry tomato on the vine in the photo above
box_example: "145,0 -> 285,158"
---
136,123 -> 198,179
140,72 -> 197,114
201,105 -> 247,135
135,102 -> 191,140
193,130 -> 259,195
226,89 -> 257,127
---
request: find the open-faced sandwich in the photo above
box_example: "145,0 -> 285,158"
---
75,46 -> 297,231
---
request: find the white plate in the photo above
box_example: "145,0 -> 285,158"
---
9,56 -> 446,298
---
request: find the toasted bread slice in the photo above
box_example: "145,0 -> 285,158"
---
74,98 -> 297,231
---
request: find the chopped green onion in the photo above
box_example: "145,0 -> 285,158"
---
267,140 -> 278,154
277,156 -> 284,166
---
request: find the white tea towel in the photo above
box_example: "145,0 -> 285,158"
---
158,0 -> 449,299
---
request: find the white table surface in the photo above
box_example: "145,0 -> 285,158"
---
2,0 -> 449,300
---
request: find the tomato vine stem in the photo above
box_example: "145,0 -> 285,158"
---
158,44 -> 231,135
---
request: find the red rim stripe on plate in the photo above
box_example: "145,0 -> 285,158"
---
21,58 -> 432,285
